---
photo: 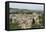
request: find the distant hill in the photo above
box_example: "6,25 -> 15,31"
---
9,8 -> 44,14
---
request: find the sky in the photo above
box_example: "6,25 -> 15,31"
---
9,3 -> 44,11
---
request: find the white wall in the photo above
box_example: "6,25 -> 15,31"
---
0,0 -> 46,32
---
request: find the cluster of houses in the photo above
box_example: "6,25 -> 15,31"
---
9,12 -> 42,29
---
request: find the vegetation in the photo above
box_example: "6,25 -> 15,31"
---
9,8 -> 45,29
